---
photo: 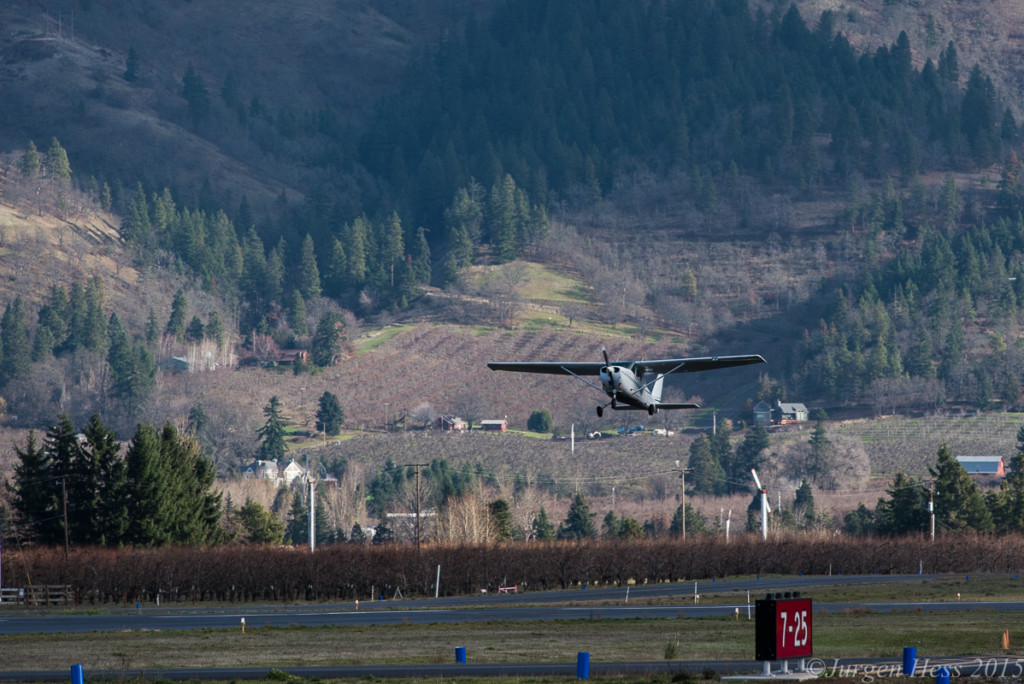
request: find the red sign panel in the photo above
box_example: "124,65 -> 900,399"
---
755,596 -> 813,661
774,598 -> 812,659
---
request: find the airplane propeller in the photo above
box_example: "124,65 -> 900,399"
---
598,347 -> 615,417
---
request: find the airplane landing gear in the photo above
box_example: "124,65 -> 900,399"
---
648,405 -> 657,416
596,405 -> 603,417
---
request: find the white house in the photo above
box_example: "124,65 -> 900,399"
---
242,458 -> 306,485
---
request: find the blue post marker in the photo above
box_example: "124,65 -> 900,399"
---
936,666 -> 950,684
576,652 -> 590,679
71,665 -> 84,684
455,646 -> 466,664
902,647 -> 917,676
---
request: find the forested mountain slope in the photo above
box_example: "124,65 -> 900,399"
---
0,0 -> 1024,458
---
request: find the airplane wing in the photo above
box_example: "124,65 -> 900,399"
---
637,355 -> 766,374
487,354 -> 765,376
487,362 -> 604,375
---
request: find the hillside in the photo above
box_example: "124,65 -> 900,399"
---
3,0 -> 1024,506
765,0 -> 1024,118
0,0 -> 497,210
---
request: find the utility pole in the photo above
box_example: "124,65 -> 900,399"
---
405,463 -> 429,550
929,482 -> 935,542
309,477 -> 316,553
675,460 -> 689,540
62,477 -> 69,561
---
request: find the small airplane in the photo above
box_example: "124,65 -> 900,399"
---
488,349 -> 766,417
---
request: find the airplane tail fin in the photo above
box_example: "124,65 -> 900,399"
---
652,374 -> 665,403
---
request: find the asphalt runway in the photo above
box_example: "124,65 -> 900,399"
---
1,573 -> 1020,680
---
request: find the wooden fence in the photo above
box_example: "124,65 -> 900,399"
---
0,585 -> 73,606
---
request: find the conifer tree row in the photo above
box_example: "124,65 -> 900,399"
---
6,414 -> 223,546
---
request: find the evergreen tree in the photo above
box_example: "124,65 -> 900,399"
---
19,140 -> 40,177
258,396 -> 288,462
286,290 -> 308,336
311,312 -> 343,366
990,432 -> 1024,533
83,277 -> 108,353
237,498 -> 285,544
79,413 -> 127,545
107,313 -> 156,419
185,315 -> 205,343
601,510 -> 619,539
372,515 -> 395,545
285,489 -> 327,545
843,503 -> 876,535
489,175 -> 520,262
688,435 -> 725,495
324,238 -> 348,299
123,423 -> 173,545
63,281 -> 87,352
297,234 -> 322,300
929,443 -> 994,533
7,431 -> 61,543
793,478 -> 815,528
806,414 -> 834,488
145,308 -> 160,346
412,225 -> 431,284
617,516 -> 644,539
182,61 -> 211,124
669,503 -> 707,536
729,425 -> 768,494
875,471 -> 929,535
527,409 -> 553,433
344,217 -> 369,286
47,138 -> 71,183
532,506 -> 555,540
206,311 -> 225,351
0,296 -> 32,386
488,498 -> 513,541
349,522 -> 367,544
123,422 -> 222,546
558,493 -> 596,540
166,288 -> 188,342
315,390 -> 344,436
378,212 -> 406,297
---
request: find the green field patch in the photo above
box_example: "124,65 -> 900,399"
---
355,325 -> 415,353
513,262 -> 590,304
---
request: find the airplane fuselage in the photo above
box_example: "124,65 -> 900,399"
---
599,365 -> 656,413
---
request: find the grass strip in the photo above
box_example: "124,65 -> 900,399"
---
2,610 -> 1021,672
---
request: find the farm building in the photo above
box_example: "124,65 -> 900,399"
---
241,458 -> 307,485
956,455 -> 1005,477
435,415 -> 468,431
773,400 -> 808,424
752,401 -> 771,426
481,419 -> 508,432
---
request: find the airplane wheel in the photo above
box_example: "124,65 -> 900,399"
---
648,405 -> 656,416
597,406 -> 604,418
